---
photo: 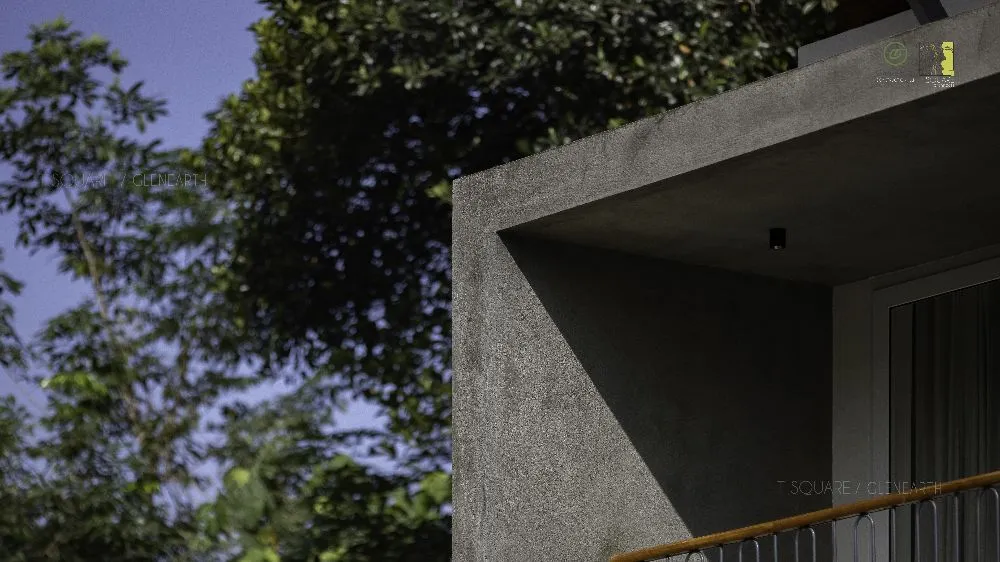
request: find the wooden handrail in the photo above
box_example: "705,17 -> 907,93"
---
610,470 -> 1000,562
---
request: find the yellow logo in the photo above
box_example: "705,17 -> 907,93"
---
941,41 -> 954,76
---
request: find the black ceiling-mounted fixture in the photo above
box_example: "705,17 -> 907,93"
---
769,228 -> 786,251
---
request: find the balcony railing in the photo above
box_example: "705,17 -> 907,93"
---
611,471 -> 1000,562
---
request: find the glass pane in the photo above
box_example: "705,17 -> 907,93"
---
910,279 -> 1000,484
892,278 -> 1000,561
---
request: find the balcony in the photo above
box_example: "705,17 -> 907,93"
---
612,472 -> 1000,562
452,6 -> 1000,561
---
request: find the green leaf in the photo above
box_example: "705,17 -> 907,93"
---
425,180 -> 451,203
420,471 -> 451,505
225,467 -> 253,489
386,7 -> 402,29
319,548 -> 347,562
240,547 -> 280,562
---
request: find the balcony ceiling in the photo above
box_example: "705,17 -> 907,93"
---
507,42 -> 1000,286
512,73 -> 1000,285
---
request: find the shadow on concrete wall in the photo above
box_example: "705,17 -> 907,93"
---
503,234 -> 834,561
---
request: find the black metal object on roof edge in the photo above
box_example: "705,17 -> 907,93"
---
908,0 -> 949,23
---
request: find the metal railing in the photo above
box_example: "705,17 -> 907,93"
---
611,470 -> 1000,562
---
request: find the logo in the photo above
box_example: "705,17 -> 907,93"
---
919,41 -> 955,76
883,41 -> 908,66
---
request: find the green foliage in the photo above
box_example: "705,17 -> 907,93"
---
0,17 -> 237,560
189,0 -> 835,557
1,2 -> 837,561
0,250 -> 26,369
204,387 -> 451,561
193,0 -> 838,476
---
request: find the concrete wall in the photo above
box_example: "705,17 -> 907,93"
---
454,232 -> 833,561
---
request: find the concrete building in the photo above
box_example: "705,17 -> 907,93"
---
452,2 -> 1000,561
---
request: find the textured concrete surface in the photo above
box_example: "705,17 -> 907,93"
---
515,70 -> 1000,285
457,5 -> 999,235
454,233 -> 833,562
453,5 -> 1000,562
510,8 -> 1000,286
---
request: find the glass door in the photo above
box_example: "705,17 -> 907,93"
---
889,278 -> 1000,561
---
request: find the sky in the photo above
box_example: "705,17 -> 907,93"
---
0,1 -> 382,431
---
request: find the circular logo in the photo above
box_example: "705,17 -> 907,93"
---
884,41 -> 907,66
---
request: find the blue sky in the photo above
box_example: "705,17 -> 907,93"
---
0,1 -> 381,431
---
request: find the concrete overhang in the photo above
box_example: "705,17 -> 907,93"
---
457,4 -> 1000,287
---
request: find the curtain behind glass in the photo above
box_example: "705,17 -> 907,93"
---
907,278 -> 1000,561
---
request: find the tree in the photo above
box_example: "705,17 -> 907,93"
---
203,386 -> 451,561
0,16 -> 452,562
0,18 -> 247,560
190,0 -> 836,559
0,2 -> 840,560
196,0 -> 838,455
